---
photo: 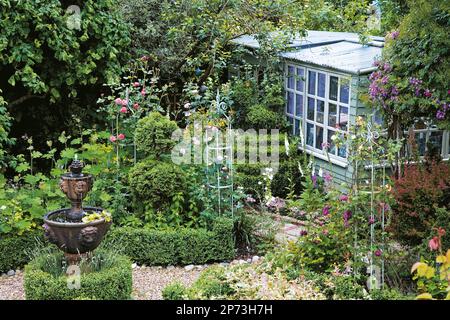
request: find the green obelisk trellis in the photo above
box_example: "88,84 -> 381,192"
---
205,90 -> 234,216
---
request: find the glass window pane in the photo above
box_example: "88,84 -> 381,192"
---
295,94 -> 303,117
339,106 -> 348,131
295,119 -> 301,136
328,103 -> 337,128
338,145 -> 347,158
428,131 -> 443,154
316,100 -> 324,124
327,129 -> 337,155
308,71 -> 316,95
287,66 -> 295,89
306,123 -> 314,146
340,78 -> 350,104
415,132 -> 426,156
307,97 -> 315,120
287,92 -> 294,114
315,126 -> 324,150
296,68 -> 304,92
318,73 -> 326,98
329,76 -> 338,101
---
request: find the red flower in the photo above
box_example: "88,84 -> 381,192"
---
120,106 -> 128,113
133,103 -> 139,110
428,236 -> 439,251
374,249 -> 382,257
118,133 -> 125,140
109,136 -> 117,143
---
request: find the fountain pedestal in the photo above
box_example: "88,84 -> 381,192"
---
43,160 -> 112,260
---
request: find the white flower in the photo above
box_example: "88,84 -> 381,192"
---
0,205 -> 6,210
318,168 -> 323,177
331,134 -> 337,141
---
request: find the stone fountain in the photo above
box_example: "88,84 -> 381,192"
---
43,159 -> 112,263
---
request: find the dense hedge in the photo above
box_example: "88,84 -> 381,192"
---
0,230 -> 44,273
24,252 -> 132,300
103,217 -> 235,265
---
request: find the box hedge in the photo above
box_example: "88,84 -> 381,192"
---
102,217 -> 235,265
24,251 -> 132,300
0,230 -> 45,273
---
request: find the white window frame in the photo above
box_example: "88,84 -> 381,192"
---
285,63 -> 351,167
405,122 -> 450,160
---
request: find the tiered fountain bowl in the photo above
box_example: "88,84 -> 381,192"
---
43,160 -> 112,263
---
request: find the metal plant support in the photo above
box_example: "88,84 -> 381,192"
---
205,90 -> 234,216
354,118 -> 387,290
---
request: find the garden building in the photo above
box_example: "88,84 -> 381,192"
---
232,30 -> 450,185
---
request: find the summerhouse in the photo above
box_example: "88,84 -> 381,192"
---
232,30 -> 450,185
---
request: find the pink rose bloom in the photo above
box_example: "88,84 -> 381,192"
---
322,229 -> 329,236
114,98 -> 123,105
133,103 -> 139,110
428,237 -> 439,251
109,135 -> 117,143
133,82 -> 140,87
141,88 -> 146,97
339,195 -> 348,202
118,133 -> 125,140
120,106 -> 128,113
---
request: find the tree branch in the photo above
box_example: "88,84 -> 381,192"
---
8,94 -> 46,108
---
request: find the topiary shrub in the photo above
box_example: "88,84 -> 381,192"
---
234,164 -> 265,200
135,112 -> 179,159
103,217 -> 235,266
128,159 -> 186,212
245,104 -> 287,130
270,157 -> 304,198
0,230 -> 45,273
24,250 -> 132,300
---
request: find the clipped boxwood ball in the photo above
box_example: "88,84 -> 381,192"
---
135,112 -> 179,158
24,250 -> 132,300
128,160 -> 186,211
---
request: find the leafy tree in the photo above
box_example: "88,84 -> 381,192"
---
0,0 -> 131,107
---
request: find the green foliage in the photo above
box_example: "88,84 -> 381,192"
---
0,0 -> 130,105
128,159 -> 186,213
233,210 -> 277,255
245,104 -> 287,130
103,217 -> 235,266
305,272 -> 368,300
234,164 -> 265,200
135,112 -> 179,159
0,104 -> 15,168
0,230 -> 45,273
369,288 -> 411,300
385,0 -> 449,100
270,157 -> 304,199
24,250 -> 132,300
162,282 -> 188,300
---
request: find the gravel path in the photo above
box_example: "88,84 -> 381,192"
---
0,266 -> 204,300
0,271 -> 24,300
